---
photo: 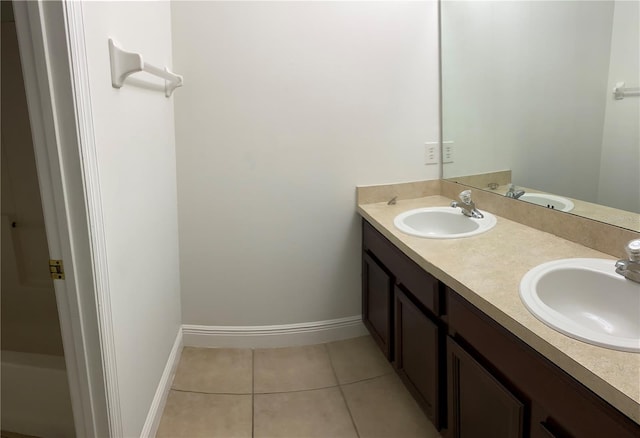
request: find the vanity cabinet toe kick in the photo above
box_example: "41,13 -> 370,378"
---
361,219 -> 640,438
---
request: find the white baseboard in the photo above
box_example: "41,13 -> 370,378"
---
140,328 -> 183,438
182,315 -> 368,349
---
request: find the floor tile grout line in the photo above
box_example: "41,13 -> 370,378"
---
255,383 -> 341,396
338,370 -> 395,388
171,388 -> 253,396
324,343 -> 361,438
171,368 -> 395,397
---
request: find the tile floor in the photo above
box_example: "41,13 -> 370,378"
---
157,335 -> 441,438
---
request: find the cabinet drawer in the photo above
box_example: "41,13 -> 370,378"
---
447,288 -> 640,438
363,220 -> 441,315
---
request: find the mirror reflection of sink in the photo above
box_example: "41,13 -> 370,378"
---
519,193 -> 574,212
394,207 -> 497,239
520,258 -> 640,352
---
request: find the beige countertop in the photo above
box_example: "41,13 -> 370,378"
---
358,195 -> 640,424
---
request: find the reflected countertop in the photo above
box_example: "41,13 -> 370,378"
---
485,184 -> 640,232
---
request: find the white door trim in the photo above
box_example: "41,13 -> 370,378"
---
13,1 -> 114,436
61,1 -> 123,435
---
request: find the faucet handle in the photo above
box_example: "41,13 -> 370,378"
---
459,190 -> 472,204
625,239 -> 640,261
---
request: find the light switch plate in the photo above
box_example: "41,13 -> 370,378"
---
424,142 -> 439,165
443,141 -> 454,164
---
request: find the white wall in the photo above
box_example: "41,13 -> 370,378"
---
442,1 -> 614,202
80,2 -> 182,436
597,0 -> 640,212
172,1 -> 439,326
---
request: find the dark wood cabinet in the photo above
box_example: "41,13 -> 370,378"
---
447,288 -> 640,438
362,251 -> 394,359
447,336 -> 524,438
361,218 -> 640,438
395,286 -> 443,429
363,221 -> 441,314
362,220 -> 445,425
530,403 -> 573,438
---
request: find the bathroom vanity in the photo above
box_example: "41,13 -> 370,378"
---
359,193 -> 640,438
363,220 -> 445,427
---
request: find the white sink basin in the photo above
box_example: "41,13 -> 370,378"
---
394,207 -> 497,239
520,258 -> 640,352
519,193 -> 574,212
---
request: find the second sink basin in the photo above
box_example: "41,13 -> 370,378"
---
520,258 -> 640,352
394,207 -> 497,239
519,193 -> 574,212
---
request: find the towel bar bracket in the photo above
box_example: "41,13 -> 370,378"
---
613,82 -> 640,100
108,38 -> 183,97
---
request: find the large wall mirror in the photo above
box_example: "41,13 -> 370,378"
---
441,0 -> 639,232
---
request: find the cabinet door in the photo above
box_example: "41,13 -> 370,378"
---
362,252 -> 393,358
530,403 -> 572,438
395,286 -> 442,428
447,337 -> 524,438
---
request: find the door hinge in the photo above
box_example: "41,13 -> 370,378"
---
49,259 -> 65,280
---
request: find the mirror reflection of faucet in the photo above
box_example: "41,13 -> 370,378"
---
505,183 -> 526,199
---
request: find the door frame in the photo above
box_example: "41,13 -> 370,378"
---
13,1 -> 116,436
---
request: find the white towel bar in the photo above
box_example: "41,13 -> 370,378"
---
613,82 -> 640,100
108,39 -> 183,97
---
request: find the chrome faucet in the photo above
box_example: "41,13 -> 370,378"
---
451,190 -> 484,219
615,239 -> 640,283
505,184 -> 525,199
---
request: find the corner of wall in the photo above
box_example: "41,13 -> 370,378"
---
140,328 -> 184,438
